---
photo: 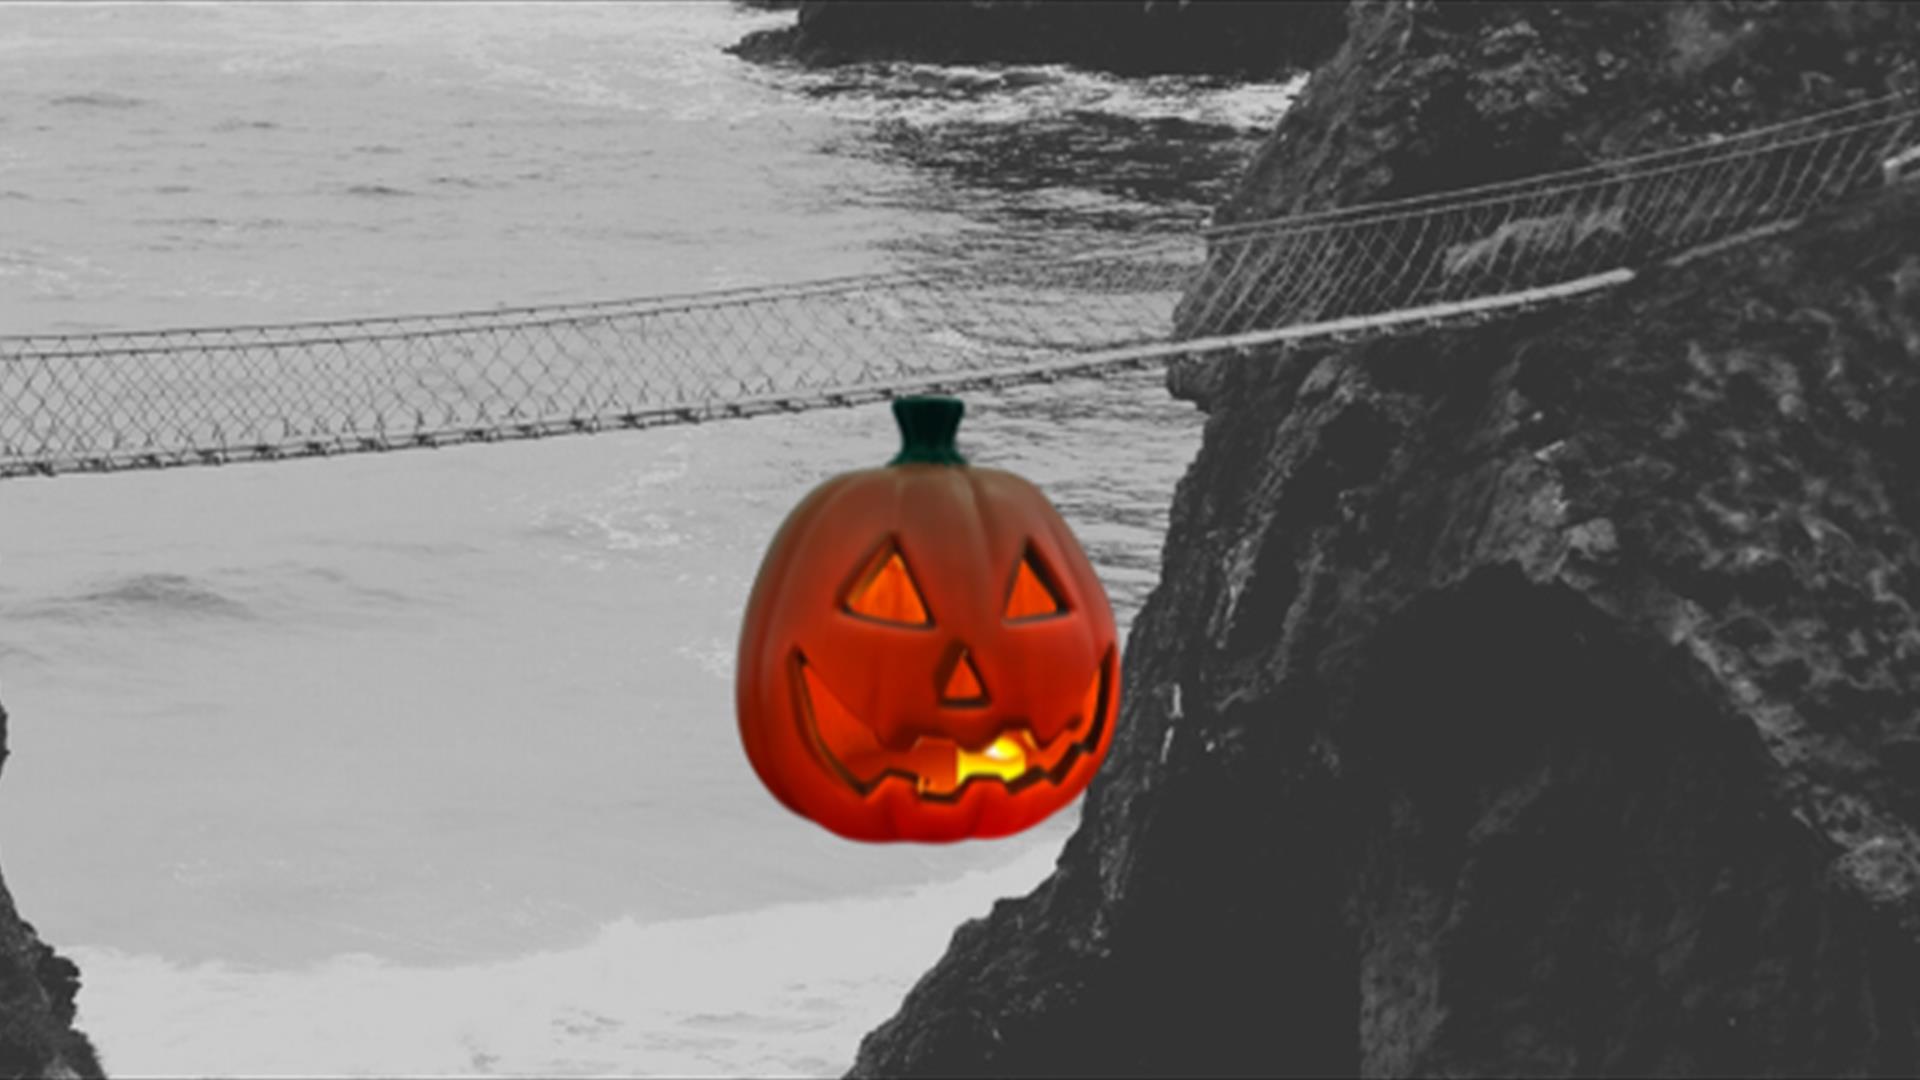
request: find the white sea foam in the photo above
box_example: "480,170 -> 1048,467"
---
790,63 -> 1305,133
72,841 -> 1060,1078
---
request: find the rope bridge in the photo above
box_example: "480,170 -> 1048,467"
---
3,94 -> 1915,479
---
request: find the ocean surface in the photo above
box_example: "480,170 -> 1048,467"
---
0,4 -> 1297,1074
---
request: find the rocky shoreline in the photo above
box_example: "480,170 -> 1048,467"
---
851,2 -> 1920,1075
0,700 -> 103,1079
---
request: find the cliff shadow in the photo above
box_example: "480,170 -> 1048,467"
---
1339,568 -> 1919,1076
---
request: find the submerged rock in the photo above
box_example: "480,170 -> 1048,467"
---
851,3 -> 1920,1075
0,701 -> 104,1079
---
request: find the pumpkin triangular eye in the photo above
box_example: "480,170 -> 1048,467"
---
942,649 -> 986,703
1004,550 -> 1066,621
846,544 -> 931,626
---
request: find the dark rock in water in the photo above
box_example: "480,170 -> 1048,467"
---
0,701 -> 105,1079
728,0 -> 1347,80
851,3 -> 1920,1076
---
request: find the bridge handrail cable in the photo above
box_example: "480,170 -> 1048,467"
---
1,90 -> 1915,478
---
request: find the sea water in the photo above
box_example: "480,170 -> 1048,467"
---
0,4 -> 1297,1074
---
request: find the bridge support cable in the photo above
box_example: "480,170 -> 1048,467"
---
2,94 -> 1915,479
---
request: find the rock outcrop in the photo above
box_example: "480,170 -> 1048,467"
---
0,701 -> 104,1079
729,0 -> 1347,79
1209,1 -> 1918,228
850,3 -> 1920,1076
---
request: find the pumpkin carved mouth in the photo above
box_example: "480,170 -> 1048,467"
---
793,648 -> 1113,802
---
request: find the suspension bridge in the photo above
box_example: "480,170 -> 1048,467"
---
3,93 -> 1916,480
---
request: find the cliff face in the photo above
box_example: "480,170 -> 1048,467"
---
729,1 -> 1347,79
1207,0 -> 1918,228
0,702 -> 104,1079
850,3 -> 1920,1076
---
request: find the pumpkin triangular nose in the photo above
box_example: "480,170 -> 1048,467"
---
942,648 -> 987,704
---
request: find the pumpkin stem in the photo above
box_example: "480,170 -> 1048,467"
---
889,396 -> 969,466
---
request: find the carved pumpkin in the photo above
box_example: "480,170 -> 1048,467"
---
736,396 -> 1120,842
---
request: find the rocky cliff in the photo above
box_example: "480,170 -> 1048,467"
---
850,3 -> 1920,1076
729,0 -> 1347,79
0,701 -> 104,1079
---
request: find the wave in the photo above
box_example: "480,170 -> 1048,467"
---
523,453 -> 697,560
0,639 -> 44,665
48,91 -> 146,110
143,215 -> 290,233
341,183 -> 416,199
69,840 -> 1059,1077
25,573 -> 255,623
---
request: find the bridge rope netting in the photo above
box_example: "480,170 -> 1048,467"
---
3,93 -> 1916,478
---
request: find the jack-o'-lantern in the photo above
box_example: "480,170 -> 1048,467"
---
736,396 -> 1120,842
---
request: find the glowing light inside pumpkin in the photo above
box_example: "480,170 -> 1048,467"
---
798,648 -> 1109,800
954,734 -> 1030,786
1005,553 -> 1064,620
847,546 -> 930,626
